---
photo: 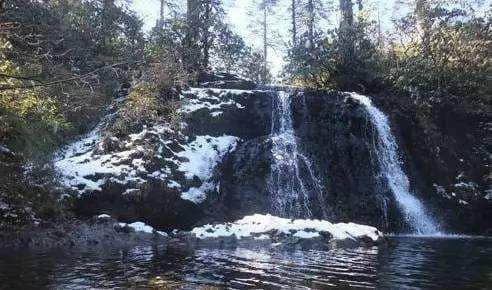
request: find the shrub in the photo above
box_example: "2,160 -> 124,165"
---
110,57 -> 187,136
385,17 -> 491,108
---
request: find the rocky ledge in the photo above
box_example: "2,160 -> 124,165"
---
174,214 -> 384,250
0,215 -> 167,249
0,214 -> 383,250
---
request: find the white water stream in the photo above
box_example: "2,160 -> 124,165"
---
349,92 -> 440,234
268,91 -> 326,218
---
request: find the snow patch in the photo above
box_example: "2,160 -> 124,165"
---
484,190 -> 492,200
180,88 -> 250,115
176,135 -> 238,180
176,135 -> 238,203
191,214 -> 382,242
54,124 -> 175,194
118,221 -> 167,236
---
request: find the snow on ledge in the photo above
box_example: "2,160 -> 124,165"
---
180,87 -> 251,115
118,221 -> 168,237
191,214 -> 382,242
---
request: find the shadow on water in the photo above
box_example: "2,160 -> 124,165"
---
0,237 -> 490,289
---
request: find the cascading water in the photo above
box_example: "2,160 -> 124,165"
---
268,90 -> 326,218
349,92 -> 440,234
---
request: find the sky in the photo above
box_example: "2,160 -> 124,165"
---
129,0 -> 403,75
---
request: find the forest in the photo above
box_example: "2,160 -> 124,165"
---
0,0 -> 490,288
1,0 -> 489,160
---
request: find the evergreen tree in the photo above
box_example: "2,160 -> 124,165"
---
249,0 -> 279,83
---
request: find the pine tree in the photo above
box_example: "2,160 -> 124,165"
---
291,0 -> 297,46
250,0 -> 279,83
307,0 -> 314,48
339,0 -> 354,59
185,0 -> 201,72
415,0 -> 432,54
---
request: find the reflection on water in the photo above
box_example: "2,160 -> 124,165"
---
0,237 -> 490,289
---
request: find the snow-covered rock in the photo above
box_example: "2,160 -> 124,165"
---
50,82 -> 273,230
0,145 -> 12,156
117,221 -> 167,237
54,124 -> 171,192
53,123 -> 237,204
176,135 -> 238,203
190,214 -> 383,247
180,87 -> 252,117
97,214 -> 111,219
53,87 -> 251,206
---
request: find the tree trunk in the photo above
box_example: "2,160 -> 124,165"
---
159,0 -> 164,28
101,0 -> 115,54
186,0 -> 201,72
415,0 -> 431,55
307,0 -> 314,48
263,7 -> 268,83
339,0 -> 353,29
339,0 -> 354,59
292,0 -> 297,46
202,0 -> 211,69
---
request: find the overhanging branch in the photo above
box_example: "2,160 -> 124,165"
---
0,60 -> 144,91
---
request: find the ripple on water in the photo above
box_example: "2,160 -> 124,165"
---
0,237 -> 490,289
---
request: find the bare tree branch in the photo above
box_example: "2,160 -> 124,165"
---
0,61 -> 144,91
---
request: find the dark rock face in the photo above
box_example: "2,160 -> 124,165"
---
376,95 -> 492,234
51,73 -> 490,235
181,89 -> 271,139
211,89 -> 404,232
73,181 -> 202,231
291,90 -> 403,232
0,216 -> 167,250
202,136 -> 273,223
211,88 -> 490,234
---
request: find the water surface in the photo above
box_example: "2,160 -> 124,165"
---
0,236 -> 490,289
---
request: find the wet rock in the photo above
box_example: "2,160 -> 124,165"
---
48,74 -> 491,235
202,136 -> 273,223
172,214 -> 384,250
0,145 -> 14,159
0,216 -> 168,250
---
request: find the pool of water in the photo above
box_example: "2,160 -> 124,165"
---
0,236 -> 490,289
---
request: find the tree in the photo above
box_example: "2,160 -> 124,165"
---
291,0 -> 297,46
339,0 -> 354,59
415,0 -> 432,54
0,0 -> 145,143
249,0 -> 279,83
296,0 -> 330,48
200,0 -> 224,69
185,0 -> 201,72
183,0 -> 225,72
158,0 -> 165,28
307,0 -> 314,47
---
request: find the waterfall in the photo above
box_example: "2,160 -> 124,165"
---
268,91 -> 326,218
349,92 -> 440,234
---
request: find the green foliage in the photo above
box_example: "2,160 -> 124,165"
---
241,49 -> 273,84
385,16 -> 491,105
284,21 -> 382,91
111,84 -> 158,135
0,0 -> 145,159
0,107 -> 61,161
283,1 -> 490,111
0,159 -> 66,229
110,56 -> 186,136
